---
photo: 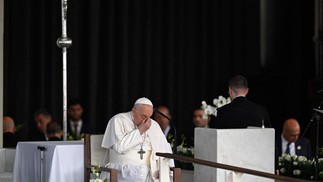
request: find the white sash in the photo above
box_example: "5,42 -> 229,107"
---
109,149 -> 151,166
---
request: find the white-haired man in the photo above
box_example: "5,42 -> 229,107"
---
102,97 -> 174,182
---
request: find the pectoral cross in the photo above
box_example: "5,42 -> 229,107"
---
138,146 -> 146,160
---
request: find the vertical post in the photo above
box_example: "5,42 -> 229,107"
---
57,0 -> 72,141
314,0 -> 323,80
315,117 -> 319,181
40,150 -> 44,182
159,157 -> 171,182
0,0 -> 4,148
314,0 -> 323,180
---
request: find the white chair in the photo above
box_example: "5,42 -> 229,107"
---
84,134 -> 117,182
0,148 -> 16,182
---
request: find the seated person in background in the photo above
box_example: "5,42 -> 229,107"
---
153,106 -> 177,145
101,97 -> 174,182
46,122 -> 63,141
193,108 -> 210,128
276,118 -> 312,159
210,75 -> 271,129
32,108 -> 52,141
67,99 -> 91,140
3,116 -> 18,148
185,108 -> 211,147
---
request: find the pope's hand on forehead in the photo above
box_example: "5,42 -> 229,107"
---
138,118 -> 151,134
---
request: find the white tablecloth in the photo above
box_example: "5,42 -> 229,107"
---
12,141 -> 84,182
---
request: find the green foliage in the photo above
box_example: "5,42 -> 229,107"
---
176,135 -> 194,170
67,132 -> 84,140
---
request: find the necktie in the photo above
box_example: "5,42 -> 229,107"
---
285,142 -> 291,154
74,123 -> 78,137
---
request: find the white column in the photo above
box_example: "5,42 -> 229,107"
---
0,0 -> 4,148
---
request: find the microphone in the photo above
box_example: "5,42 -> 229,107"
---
301,99 -> 323,138
260,114 -> 265,128
37,146 -> 47,151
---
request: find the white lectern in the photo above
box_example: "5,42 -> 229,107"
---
194,128 -> 275,182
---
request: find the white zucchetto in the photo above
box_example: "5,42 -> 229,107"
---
134,97 -> 153,107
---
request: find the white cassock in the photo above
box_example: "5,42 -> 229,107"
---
101,112 -> 174,182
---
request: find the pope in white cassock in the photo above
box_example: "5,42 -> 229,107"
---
101,97 -> 174,182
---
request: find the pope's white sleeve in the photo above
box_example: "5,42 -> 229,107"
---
112,128 -> 143,154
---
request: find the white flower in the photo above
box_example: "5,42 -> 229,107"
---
201,101 -> 208,109
205,105 -> 217,116
282,153 -> 291,161
297,156 -> 307,162
297,145 -> 301,150
318,158 -> 323,163
293,169 -> 301,175
90,179 -> 104,182
280,168 -> 286,173
201,96 -> 230,118
177,142 -> 189,154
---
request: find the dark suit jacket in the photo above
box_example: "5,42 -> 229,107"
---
210,96 -> 272,129
30,131 -> 47,141
275,136 -> 312,169
276,136 -> 312,159
48,136 -> 62,141
4,132 -> 18,148
67,120 -> 92,137
165,125 -> 180,152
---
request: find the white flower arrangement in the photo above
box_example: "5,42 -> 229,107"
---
176,135 -> 194,170
89,158 -> 108,182
90,179 -> 104,182
89,166 -> 108,182
278,153 -> 319,180
177,145 -> 194,155
201,96 -> 231,119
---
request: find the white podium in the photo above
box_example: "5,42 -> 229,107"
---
194,128 -> 275,182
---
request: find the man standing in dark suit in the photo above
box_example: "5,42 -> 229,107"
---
276,118 -> 312,159
210,75 -> 272,129
67,99 -> 92,140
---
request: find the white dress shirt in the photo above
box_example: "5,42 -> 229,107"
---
281,135 -> 295,156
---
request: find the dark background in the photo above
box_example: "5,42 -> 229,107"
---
3,0 -> 322,150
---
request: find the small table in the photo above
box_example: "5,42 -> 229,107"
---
12,141 -> 84,182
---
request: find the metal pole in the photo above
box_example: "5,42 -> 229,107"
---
57,0 -> 72,141
314,0 -> 323,80
313,0 -> 323,180
40,150 -> 44,182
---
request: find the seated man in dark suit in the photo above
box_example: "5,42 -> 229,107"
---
32,108 -> 52,141
210,75 -> 272,129
276,118 -> 312,159
153,106 -> 177,151
46,121 -> 63,141
3,116 -> 18,148
193,108 -> 211,128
